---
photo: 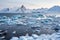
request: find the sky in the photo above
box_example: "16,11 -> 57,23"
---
0,0 -> 60,9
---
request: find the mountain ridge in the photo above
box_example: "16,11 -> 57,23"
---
0,5 -> 60,13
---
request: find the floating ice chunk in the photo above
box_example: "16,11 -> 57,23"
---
12,31 -> 16,34
32,34 -> 39,39
19,36 -> 27,40
27,37 -> 34,40
10,37 -> 18,40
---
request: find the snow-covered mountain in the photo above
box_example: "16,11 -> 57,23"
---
32,6 -> 60,14
47,6 -> 60,13
32,8 -> 48,13
11,5 -> 31,13
0,5 -> 60,14
0,8 -> 10,13
0,5 -> 32,13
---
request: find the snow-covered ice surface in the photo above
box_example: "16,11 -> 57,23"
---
10,37 -> 19,40
10,33 -> 60,40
